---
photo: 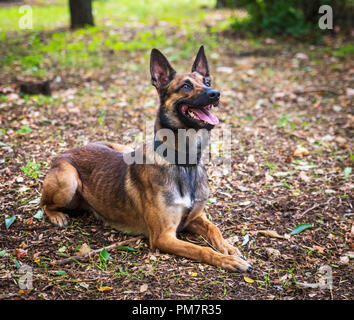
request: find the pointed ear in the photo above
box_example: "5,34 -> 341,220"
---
150,49 -> 176,89
191,45 -> 209,77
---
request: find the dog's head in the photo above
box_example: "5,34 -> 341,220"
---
150,46 -> 220,131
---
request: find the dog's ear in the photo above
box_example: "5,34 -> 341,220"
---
150,49 -> 176,89
191,45 -> 209,77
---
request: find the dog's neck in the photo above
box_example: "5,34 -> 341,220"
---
153,107 -> 209,166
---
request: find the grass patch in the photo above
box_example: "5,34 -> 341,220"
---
0,0 -> 217,76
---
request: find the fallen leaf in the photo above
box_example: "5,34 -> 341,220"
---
77,243 -> 91,255
290,223 -> 313,235
140,284 -> 148,293
335,136 -> 346,146
312,245 -> 325,254
19,242 -> 27,249
99,248 -> 110,262
246,154 -> 255,164
339,255 -> 349,265
117,245 -> 137,252
293,146 -> 309,157
241,234 -> 250,246
97,286 -> 113,292
79,282 -> 89,290
216,66 -> 233,74
265,247 -> 281,260
33,210 -> 43,220
191,272 -> 198,277
295,164 -> 317,171
58,246 -> 67,253
14,248 -> 28,258
256,230 -> 286,239
244,276 -> 254,283
295,52 -> 308,60
346,87 -> 354,96
299,171 -> 310,183
5,215 -> 16,229
344,167 -> 352,179
265,173 -> 274,183
239,201 -> 251,206
325,189 -> 336,194
238,186 -> 250,192
227,235 -> 239,244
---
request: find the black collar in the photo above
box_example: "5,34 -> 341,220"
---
153,136 -> 202,166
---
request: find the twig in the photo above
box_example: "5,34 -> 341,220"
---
299,203 -> 323,217
299,198 -> 335,218
51,236 -> 144,266
293,89 -> 340,96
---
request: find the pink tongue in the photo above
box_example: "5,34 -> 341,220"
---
190,107 -> 219,125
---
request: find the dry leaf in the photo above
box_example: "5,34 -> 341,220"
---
339,255 -> 349,265
265,173 -> 274,183
265,247 -> 281,260
312,245 -> 325,254
293,146 -> 309,157
97,286 -> 113,292
14,248 -> 28,258
299,171 -> 310,183
140,284 -> 148,293
77,243 -> 91,255
346,87 -> 354,96
25,217 -> 33,225
244,276 -> 254,283
256,230 -> 286,239
246,154 -> 256,164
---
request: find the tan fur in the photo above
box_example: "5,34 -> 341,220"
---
40,49 -> 252,272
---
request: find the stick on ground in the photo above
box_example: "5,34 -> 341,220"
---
50,236 -> 144,266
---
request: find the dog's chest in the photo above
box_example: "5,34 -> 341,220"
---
163,165 -> 209,212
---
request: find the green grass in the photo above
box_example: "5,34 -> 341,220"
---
0,0 -> 213,32
333,44 -> 354,58
20,161 -> 41,179
0,0 -> 218,76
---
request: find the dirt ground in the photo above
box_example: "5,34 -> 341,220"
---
0,6 -> 353,300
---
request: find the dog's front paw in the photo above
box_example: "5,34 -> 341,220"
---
47,212 -> 70,228
220,255 -> 253,273
218,240 -> 242,256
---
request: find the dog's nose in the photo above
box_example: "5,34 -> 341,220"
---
207,89 -> 220,100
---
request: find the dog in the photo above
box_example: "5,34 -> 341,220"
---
40,46 -> 252,272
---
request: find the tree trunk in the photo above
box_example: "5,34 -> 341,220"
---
216,0 -> 237,8
69,0 -> 94,29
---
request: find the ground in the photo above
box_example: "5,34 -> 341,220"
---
0,0 -> 353,300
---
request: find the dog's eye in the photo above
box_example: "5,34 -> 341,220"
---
204,79 -> 211,87
181,81 -> 193,91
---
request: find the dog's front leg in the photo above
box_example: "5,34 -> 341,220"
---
150,228 -> 252,272
185,213 -> 244,257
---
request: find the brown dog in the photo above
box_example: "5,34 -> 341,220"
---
40,46 -> 252,272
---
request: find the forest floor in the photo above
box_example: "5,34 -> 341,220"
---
0,0 -> 353,300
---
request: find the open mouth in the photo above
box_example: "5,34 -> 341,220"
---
180,104 -> 219,126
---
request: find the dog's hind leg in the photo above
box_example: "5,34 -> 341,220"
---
40,161 -> 82,227
94,141 -> 134,153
